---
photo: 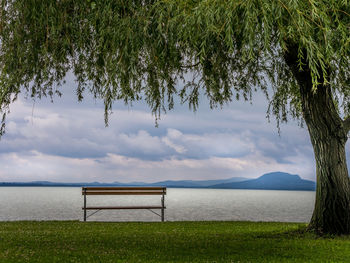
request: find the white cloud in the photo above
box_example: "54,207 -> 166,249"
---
162,137 -> 187,154
0,82 -> 323,183
0,150 -> 315,183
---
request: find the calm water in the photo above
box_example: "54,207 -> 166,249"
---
0,187 -> 315,222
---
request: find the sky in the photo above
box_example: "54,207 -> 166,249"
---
0,74 -> 336,183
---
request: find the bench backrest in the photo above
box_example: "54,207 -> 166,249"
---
82,187 -> 166,195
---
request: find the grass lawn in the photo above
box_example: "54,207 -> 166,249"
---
0,221 -> 349,262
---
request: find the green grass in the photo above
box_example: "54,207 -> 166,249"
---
0,221 -> 349,262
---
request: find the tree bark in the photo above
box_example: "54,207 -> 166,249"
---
284,44 -> 350,235
302,85 -> 350,234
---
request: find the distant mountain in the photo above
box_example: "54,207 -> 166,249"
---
211,172 -> 315,191
146,177 -> 248,188
0,172 -> 315,191
0,177 -> 248,188
0,181 -> 119,187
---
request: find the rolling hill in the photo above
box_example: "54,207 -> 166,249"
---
211,172 -> 315,191
1,172 -> 315,190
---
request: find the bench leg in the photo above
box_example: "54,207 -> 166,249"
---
161,195 -> 165,222
83,190 -> 87,222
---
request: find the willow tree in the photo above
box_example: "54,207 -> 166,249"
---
1,0 -> 350,234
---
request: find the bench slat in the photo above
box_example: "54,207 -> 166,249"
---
82,206 -> 166,210
82,187 -> 166,191
82,191 -> 166,195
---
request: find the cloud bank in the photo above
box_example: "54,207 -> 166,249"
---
0,80 -> 324,183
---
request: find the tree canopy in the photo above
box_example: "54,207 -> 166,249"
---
0,0 -> 349,135
2,0 -> 350,235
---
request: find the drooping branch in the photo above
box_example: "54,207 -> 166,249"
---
180,62 -> 200,69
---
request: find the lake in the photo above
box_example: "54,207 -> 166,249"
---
0,187 -> 315,222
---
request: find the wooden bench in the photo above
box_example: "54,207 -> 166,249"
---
82,187 -> 166,222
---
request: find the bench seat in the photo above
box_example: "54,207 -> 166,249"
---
82,206 -> 166,210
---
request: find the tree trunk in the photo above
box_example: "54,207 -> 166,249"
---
301,85 -> 350,234
284,44 -> 350,235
